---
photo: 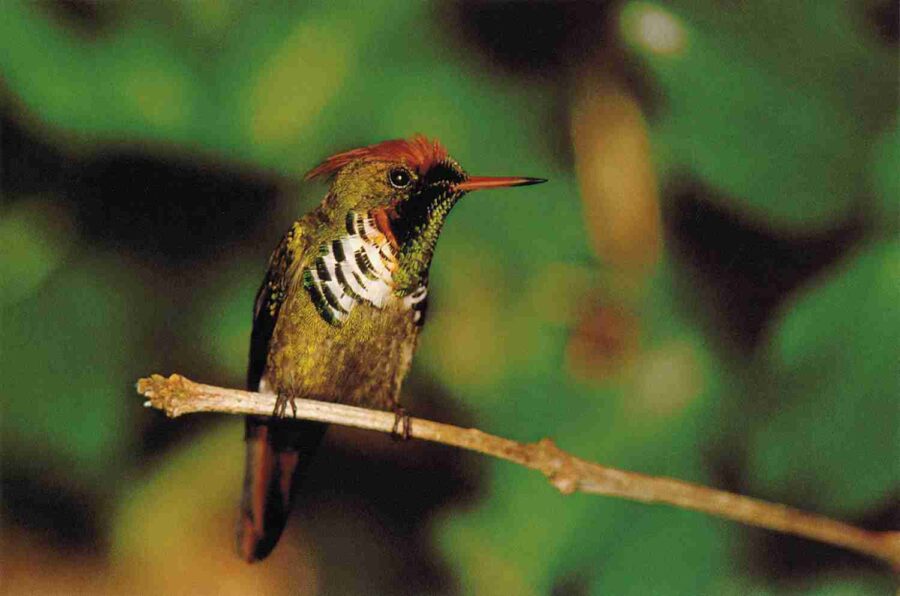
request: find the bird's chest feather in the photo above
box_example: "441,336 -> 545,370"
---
266,210 -> 426,406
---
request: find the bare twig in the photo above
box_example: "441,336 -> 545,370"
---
137,373 -> 900,569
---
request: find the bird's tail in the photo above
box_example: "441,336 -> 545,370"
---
237,416 -> 327,562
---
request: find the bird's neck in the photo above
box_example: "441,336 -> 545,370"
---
387,189 -> 461,293
391,206 -> 449,293
314,189 -> 460,293
337,205 -> 449,295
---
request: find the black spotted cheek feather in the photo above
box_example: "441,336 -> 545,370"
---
303,210 -> 427,326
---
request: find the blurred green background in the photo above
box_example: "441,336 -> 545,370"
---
1,1 -> 897,594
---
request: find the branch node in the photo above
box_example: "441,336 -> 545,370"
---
534,438 -> 579,495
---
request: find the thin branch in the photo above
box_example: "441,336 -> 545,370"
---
137,373 -> 900,570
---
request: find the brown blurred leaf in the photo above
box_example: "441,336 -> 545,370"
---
566,300 -> 641,382
110,422 -> 318,595
570,71 -> 661,276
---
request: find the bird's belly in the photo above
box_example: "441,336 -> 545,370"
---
265,297 -> 418,410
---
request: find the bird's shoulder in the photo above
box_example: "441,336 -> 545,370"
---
255,214 -> 325,314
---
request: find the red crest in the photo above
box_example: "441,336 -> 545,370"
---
305,135 -> 449,181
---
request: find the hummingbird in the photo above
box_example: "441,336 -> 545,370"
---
237,134 -> 545,562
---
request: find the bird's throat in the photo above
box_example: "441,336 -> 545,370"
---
390,185 -> 461,292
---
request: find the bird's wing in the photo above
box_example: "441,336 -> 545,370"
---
239,218 -> 327,563
246,221 -> 308,391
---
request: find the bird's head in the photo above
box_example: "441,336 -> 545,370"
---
305,134 -> 545,291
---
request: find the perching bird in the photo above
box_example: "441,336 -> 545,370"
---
238,135 -> 545,562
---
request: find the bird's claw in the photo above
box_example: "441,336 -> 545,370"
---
391,405 -> 412,441
273,393 -> 297,418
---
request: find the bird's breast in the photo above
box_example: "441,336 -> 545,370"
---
268,286 -> 421,407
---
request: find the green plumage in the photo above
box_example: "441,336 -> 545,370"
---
260,160 -> 433,409
237,136 -> 544,562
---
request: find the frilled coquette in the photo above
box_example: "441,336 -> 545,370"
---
238,135 -> 545,562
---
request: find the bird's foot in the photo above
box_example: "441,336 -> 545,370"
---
273,393 -> 298,418
390,405 -> 412,441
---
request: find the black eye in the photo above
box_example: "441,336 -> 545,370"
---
388,168 -> 412,188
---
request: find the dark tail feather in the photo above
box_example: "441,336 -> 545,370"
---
237,416 -> 327,562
